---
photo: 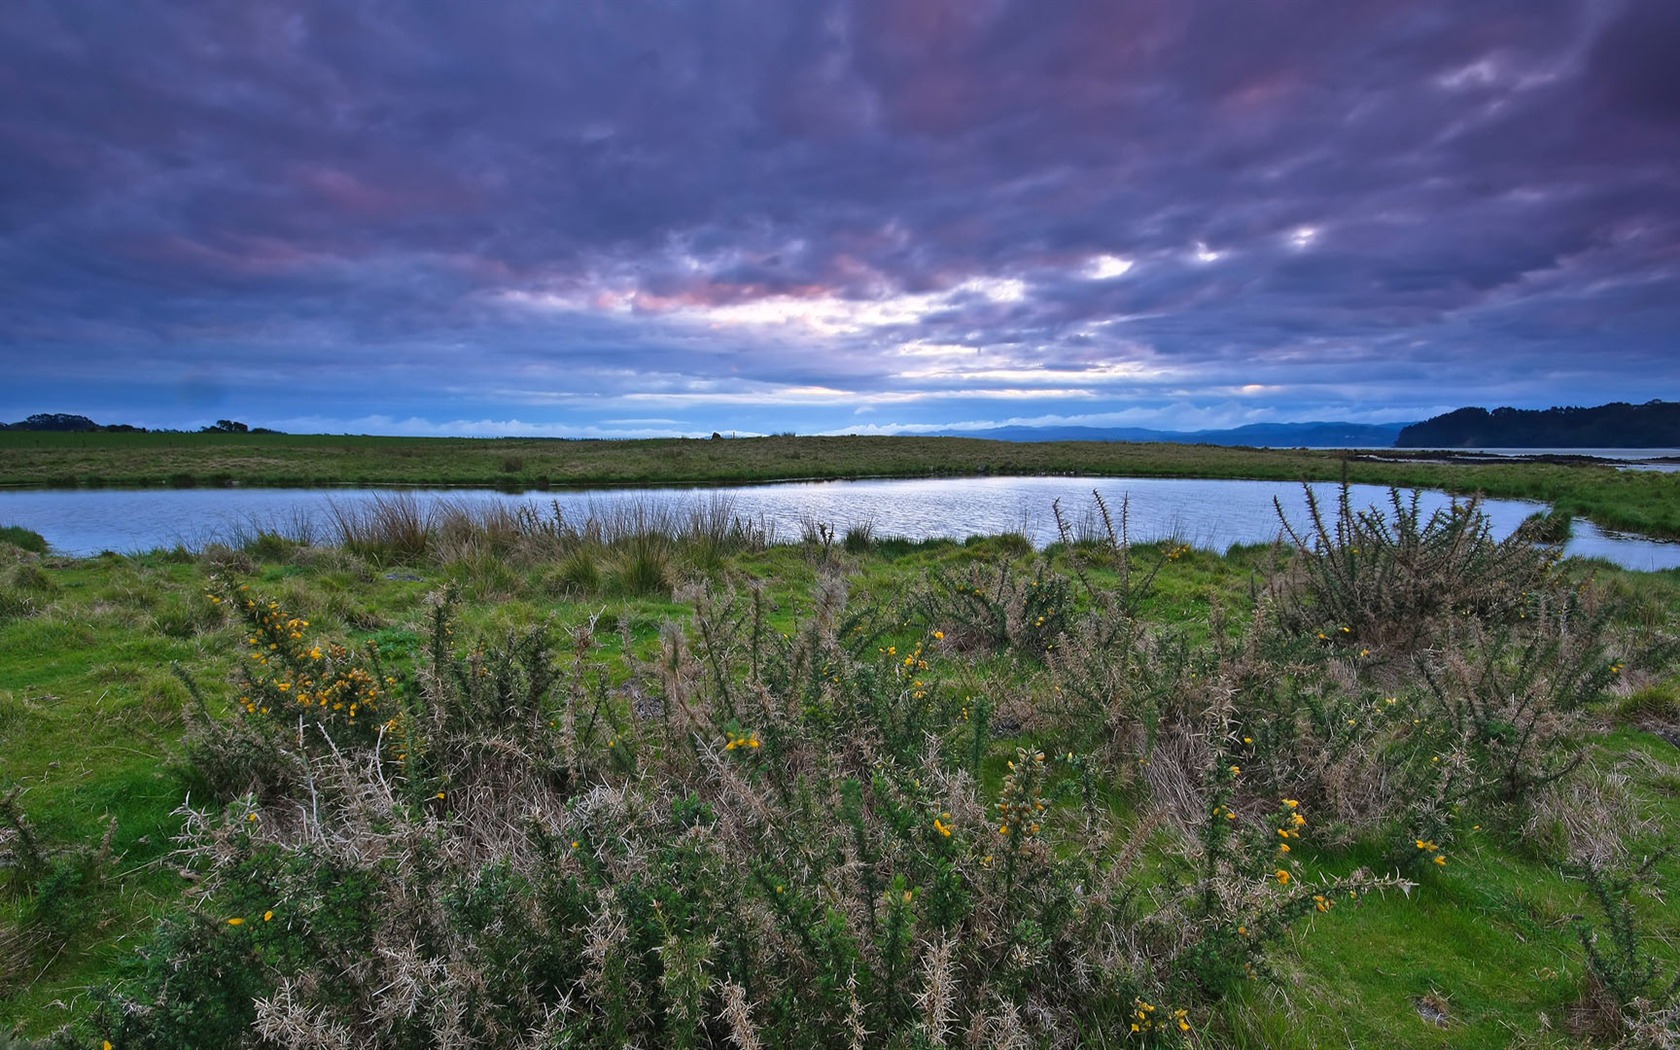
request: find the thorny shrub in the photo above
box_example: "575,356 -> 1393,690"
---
1271,483 -> 1559,652
105,574 -> 1403,1049
1566,851 -> 1680,1048
913,560 -> 1072,661
1231,486 -> 1647,857
1027,486 -> 1656,870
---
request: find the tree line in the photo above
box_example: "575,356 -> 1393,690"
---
0,413 -> 282,434
1396,400 -> 1678,448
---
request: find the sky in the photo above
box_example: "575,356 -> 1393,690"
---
1,0 -> 1677,439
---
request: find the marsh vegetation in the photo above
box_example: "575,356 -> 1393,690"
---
2,431 -> 1677,540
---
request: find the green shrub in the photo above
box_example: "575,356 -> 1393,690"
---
1516,508 -> 1573,545
327,492 -> 432,563
842,521 -> 875,554
915,559 -> 1072,660
98,912 -> 270,1050
609,534 -> 673,597
125,574 -> 1406,1047
6,562 -> 55,594
1272,483 -> 1557,652
240,530 -> 304,562
442,547 -> 523,601
1567,851 -> 1680,1038
1612,684 -> 1680,727
150,591 -> 223,639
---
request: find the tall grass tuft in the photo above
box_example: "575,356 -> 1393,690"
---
0,525 -> 48,555
326,491 -> 433,563
608,531 -> 674,597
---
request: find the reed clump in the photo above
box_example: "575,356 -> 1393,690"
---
321,493 -> 767,602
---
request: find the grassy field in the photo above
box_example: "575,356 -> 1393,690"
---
2,496 -> 1680,1048
3,430 -> 1678,540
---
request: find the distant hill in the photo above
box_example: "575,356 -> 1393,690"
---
936,421 -> 1410,447
1397,401 -> 1680,448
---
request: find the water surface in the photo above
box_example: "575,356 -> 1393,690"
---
2,476 -> 1676,571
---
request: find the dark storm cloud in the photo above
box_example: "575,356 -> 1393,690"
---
0,0 -> 1675,434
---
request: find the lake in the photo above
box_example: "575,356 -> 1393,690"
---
2,476 -> 1677,571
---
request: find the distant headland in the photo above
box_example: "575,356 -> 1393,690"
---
1394,400 -> 1679,448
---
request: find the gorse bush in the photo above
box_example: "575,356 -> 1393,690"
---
1271,484 -> 1559,652
1210,482 -> 1644,854
111,569 -> 1411,1049
914,559 -> 1072,659
1026,485 -> 1650,867
177,580 -> 400,802
1,785 -> 118,1001
1572,853 -> 1680,1013
1558,850 -> 1680,1048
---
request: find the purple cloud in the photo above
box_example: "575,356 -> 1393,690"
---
0,0 -> 1675,436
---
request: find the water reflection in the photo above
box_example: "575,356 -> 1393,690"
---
1,476 -> 1676,571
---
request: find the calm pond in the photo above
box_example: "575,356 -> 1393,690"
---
2,476 -> 1677,571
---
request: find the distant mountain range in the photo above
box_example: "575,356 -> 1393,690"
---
932,421 -> 1412,447
935,401 -> 1680,449
7,401 -> 1675,448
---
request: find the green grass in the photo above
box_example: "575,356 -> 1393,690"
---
0,509 -> 1677,1046
0,526 -> 49,555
